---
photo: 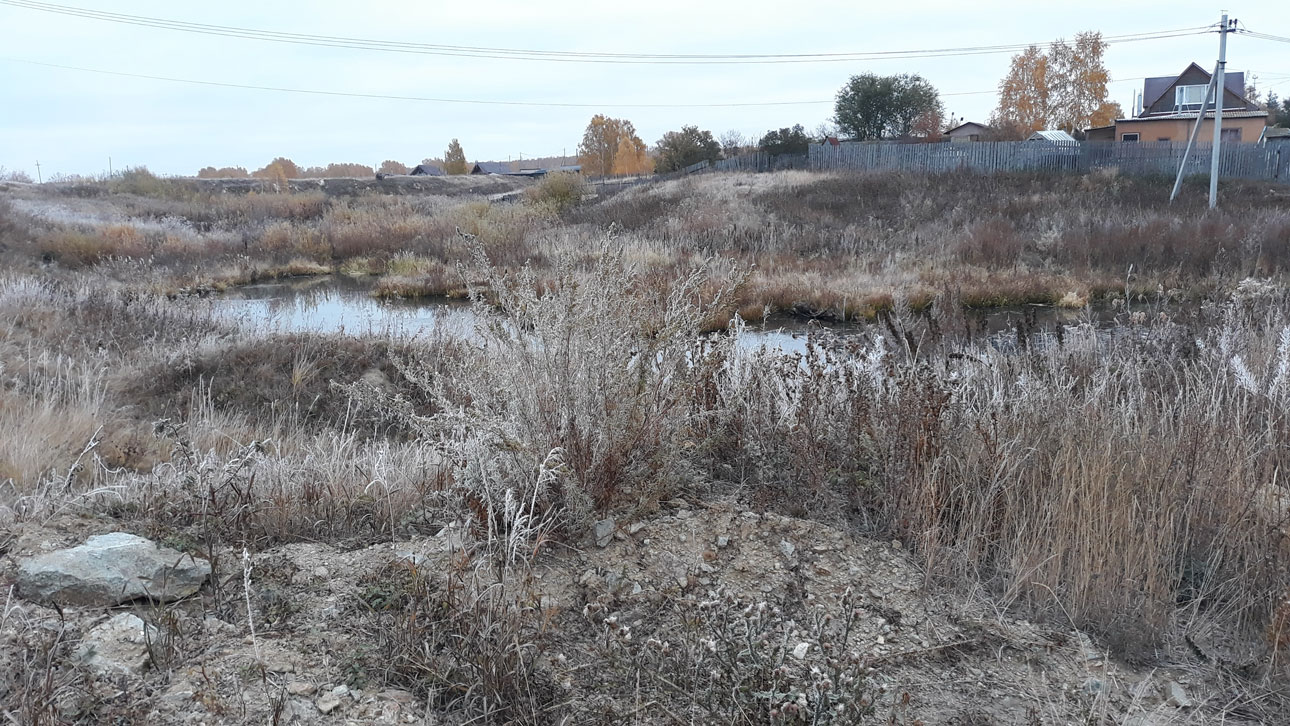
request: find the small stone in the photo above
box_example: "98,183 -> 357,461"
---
628,522 -> 647,536
313,566 -> 329,579
264,656 -> 295,673
315,693 -> 343,714
791,642 -> 810,659
379,688 -> 414,704
77,613 -> 155,676
286,698 -> 318,719
1165,681 -> 1192,708
1081,678 -> 1103,695
891,539 -> 902,550
593,518 -> 615,548
666,498 -> 689,509
287,681 -> 317,696
161,680 -> 195,706
716,536 -> 730,548
631,582 -> 643,596
678,534 -> 687,543
779,540 -> 796,559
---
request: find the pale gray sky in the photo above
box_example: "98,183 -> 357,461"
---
1,1 -> 1287,178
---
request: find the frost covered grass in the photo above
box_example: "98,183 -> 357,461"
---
3,256 -> 1290,661
4,171 -> 1290,721
5,169 -> 1289,316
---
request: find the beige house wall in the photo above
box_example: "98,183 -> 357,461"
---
1115,117 -> 1266,143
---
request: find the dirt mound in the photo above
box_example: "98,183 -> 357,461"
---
1,500 -> 1241,724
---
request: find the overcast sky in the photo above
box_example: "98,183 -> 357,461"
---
1,1 -> 1287,178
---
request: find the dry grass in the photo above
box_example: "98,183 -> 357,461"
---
10,169 -> 1290,321
4,171 -> 1290,722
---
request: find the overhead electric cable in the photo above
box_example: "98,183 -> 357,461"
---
0,58 -> 1160,108
0,0 -> 1215,64
1237,31 -> 1290,45
0,57 -> 836,107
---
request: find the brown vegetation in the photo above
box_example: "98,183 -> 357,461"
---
3,169 -> 1290,722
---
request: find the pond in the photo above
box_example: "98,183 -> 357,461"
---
212,275 -> 1127,354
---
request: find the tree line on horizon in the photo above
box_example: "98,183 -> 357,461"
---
194,31 -> 1290,180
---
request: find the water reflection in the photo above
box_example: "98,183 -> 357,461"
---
212,275 -> 1129,354
216,275 -> 476,338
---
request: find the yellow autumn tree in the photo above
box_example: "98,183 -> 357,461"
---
1047,32 -> 1115,132
994,33 -> 1120,135
1088,101 -> 1124,129
610,133 -> 651,175
443,139 -> 469,175
578,115 -> 648,176
992,45 -> 1049,135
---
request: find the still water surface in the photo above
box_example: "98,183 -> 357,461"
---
213,275 -> 1117,354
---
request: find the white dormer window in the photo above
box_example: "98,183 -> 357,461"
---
1175,84 -> 1210,111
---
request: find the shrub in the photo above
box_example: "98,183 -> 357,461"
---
107,167 -> 198,201
523,172 -> 589,214
360,242 -> 741,551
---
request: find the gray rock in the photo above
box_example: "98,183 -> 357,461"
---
593,518 -> 615,548
778,539 -> 796,559
1165,681 -> 1192,708
316,692 -> 344,714
77,613 -> 155,676
18,533 -> 211,606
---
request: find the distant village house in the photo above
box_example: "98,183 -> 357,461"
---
945,122 -> 990,142
1086,63 -> 1271,143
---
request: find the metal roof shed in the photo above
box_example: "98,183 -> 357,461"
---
1027,130 -> 1079,143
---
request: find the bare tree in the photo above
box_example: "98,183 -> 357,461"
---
719,130 -> 747,159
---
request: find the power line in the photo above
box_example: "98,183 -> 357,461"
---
0,57 -> 837,108
0,0 -> 1216,64
1237,30 -> 1290,45
0,58 -> 1163,109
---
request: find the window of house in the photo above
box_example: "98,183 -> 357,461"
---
1221,127 -> 1241,142
1122,133 -> 1140,142
1175,84 -> 1210,111
1158,137 -> 1171,142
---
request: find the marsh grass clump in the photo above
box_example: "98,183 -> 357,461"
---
360,557 -> 562,723
717,301 -> 1290,661
106,167 -> 199,202
356,240 -> 742,552
523,171 -> 590,214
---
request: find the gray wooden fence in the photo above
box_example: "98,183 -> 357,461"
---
806,141 -> 1290,183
